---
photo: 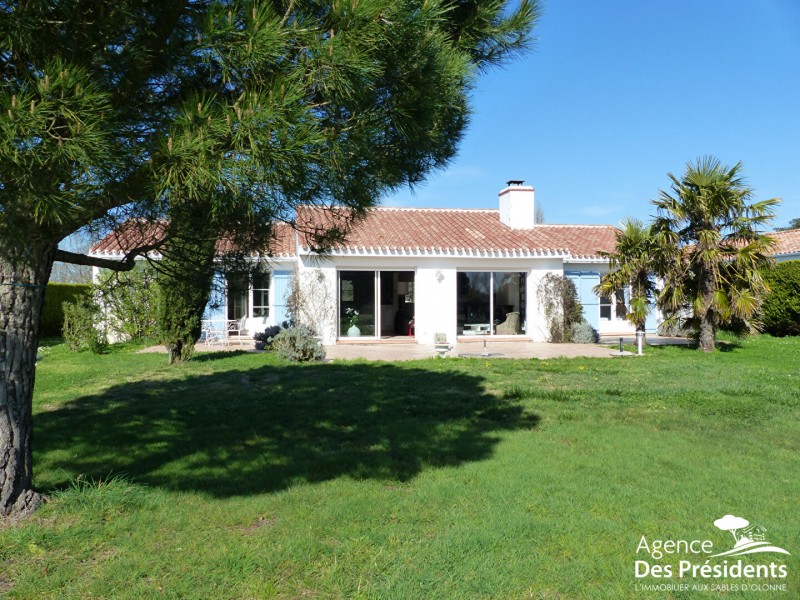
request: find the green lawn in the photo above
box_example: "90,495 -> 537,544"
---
1,336 -> 798,598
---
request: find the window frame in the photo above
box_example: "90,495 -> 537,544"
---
251,271 -> 271,319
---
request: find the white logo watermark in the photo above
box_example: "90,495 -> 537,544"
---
634,515 -> 790,593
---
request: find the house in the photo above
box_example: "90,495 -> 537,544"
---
770,228 -> 800,262
89,181 -> 656,345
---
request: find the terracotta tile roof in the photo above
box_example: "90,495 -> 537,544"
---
296,206 -> 618,259
84,216 -> 800,264
89,220 -> 296,258
770,228 -> 800,257
89,220 -> 167,256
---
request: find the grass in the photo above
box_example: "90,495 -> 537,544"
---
1,336 -> 798,598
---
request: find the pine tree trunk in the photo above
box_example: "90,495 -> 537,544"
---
0,242 -> 56,518
166,340 -> 183,365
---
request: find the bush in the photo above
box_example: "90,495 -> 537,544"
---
96,267 -> 159,341
657,318 -> 692,337
41,283 -> 91,337
761,261 -> 800,336
273,325 -> 325,362
62,294 -> 108,353
254,324 -> 285,350
571,320 -> 599,344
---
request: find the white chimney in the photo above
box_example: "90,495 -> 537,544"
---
499,180 -> 535,229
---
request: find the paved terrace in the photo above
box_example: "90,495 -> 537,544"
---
141,336 -> 688,361
325,339 -> 616,361
326,335 -> 689,361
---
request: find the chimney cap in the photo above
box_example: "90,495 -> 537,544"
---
506,179 -> 525,186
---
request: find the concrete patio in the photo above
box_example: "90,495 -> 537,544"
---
323,338 -> 682,361
141,335 -> 689,361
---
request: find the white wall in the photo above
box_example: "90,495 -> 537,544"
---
414,265 -> 457,344
296,257 -> 338,344
299,254 -> 573,345
527,258 -> 567,342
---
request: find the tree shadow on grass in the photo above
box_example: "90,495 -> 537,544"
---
190,350 -> 251,362
34,363 -> 539,497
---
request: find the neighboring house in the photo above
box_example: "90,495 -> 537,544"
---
89,181 -> 655,345
771,228 -> 800,262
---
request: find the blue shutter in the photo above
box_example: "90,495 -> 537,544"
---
203,270 -> 227,324
272,270 -> 292,326
565,271 -> 601,330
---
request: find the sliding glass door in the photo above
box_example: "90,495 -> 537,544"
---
457,271 -> 526,335
338,271 -> 415,338
339,271 -> 376,337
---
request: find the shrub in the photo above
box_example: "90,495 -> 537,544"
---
657,318 -> 692,337
571,320 -> 599,344
761,260 -> 800,336
537,274 -> 583,343
96,267 -> 159,341
41,283 -> 91,337
62,294 -> 108,353
253,324 -> 284,350
273,325 -> 325,362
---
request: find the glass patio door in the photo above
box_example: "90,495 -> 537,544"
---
339,271 -> 376,337
457,271 -> 527,335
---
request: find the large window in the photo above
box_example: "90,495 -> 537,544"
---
457,272 -> 526,335
226,271 -> 271,321
252,272 -> 270,318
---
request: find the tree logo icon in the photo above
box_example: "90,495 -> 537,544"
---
711,515 -> 791,558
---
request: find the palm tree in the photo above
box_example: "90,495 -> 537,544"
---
595,219 -> 659,343
651,157 -> 778,351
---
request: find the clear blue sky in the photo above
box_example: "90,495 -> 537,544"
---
382,0 -> 800,230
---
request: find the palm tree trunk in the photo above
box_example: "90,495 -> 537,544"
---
698,269 -> 716,352
698,311 -> 716,351
0,241 -> 56,517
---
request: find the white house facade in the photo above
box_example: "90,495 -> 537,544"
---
90,182 -> 659,345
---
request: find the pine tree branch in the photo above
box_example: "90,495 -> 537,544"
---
280,0 -> 296,27
55,239 -> 165,271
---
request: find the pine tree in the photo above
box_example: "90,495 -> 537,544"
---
0,1 -> 540,516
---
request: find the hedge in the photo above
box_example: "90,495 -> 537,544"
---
761,260 -> 800,337
41,283 -> 91,337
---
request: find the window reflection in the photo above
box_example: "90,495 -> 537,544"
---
457,272 -> 526,335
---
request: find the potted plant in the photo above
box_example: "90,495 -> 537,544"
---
345,307 -> 360,336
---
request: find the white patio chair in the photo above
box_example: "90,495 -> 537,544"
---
226,318 -> 245,346
202,320 -> 225,347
